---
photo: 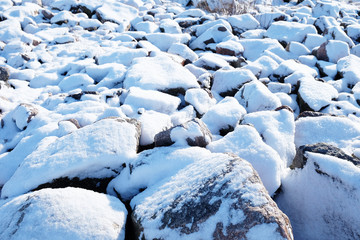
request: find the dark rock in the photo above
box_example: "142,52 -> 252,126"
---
34,176 -> 115,194
315,42 -> 329,62
154,118 -> 212,147
275,105 -> 294,113
296,111 -> 334,119
0,66 -> 10,82
296,90 -> 314,112
291,143 -> 360,169
41,9 -> 54,20
131,153 -> 293,239
70,5 -> 93,18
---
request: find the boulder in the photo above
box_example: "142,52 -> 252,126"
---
123,55 -> 199,95
131,152 -> 293,239
212,68 -> 257,97
291,142 -> 360,169
294,115 -> 360,156
337,55 -> 360,88
95,1 -> 138,29
184,88 -> 216,115
207,124 -> 284,196
138,110 -> 172,147
242,107 -> 296,167
154,118 -> 212,147
12,104 -> 38,131
201,97 -> 246,136
277,151 -> 360,240
190,23 -> 233,50
107,147 -> 214,201
234,80 -> 282,113
0,188 -> 127,240
192,53 -> 231,71
228,14 -> 260,35
297,76 -> 338,112
124,87 -> 181,114
265,21 -> 317,43
216,40 -> 244,56
315,40 -> 350,63
1,117 -> 141,198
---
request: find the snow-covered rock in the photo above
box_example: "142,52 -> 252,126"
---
0,187 -> 127,240
235,80 -> 282,113
154,118 -> 212,147
95,1 -> 138,30
184,88 -> 216,115
189,23 -> 233,50
295,114 -> 360,155
138,110 -> 172,146
131,151 -> 293,239
201,97 -> 246,135
1,117 -> 141,198
228,14 -> 260,34
123,56 -> 199,93
242,107 -> 296,167
297,76 -> 338,112
207,124 -> 284,195
337,55 -> 360,88
12,103 -> 38,131
315,40 -> 350,63
212,68 -> 257,97
265,21 -> 317,43
124,87 -> 181,114
277,151 -> 360,240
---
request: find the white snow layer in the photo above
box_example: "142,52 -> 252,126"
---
1,118 -> 139,198
0,187 -> 127,240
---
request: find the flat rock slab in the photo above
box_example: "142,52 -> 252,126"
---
0,187 -> 127,240
131,152 -> 293,239
1,117 -> 141,198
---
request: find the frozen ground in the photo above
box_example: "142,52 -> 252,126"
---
1,0 -> 360,239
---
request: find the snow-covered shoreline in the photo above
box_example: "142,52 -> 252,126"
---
1,0 -> 360,239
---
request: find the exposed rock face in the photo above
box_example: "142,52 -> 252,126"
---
291,142 -> 360,169
131,153 -> 293,239
0,67 -> 9,82
315,40 -> 350,63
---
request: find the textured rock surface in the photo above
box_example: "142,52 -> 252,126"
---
131,153 -> 293,239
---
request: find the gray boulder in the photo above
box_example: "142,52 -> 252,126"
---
291,142 -> 360,169
130,153 -> 293,239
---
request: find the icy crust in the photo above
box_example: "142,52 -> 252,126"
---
0,187 -> 127,240
131,153 -> 292,240
277,152 -> 360,240
1,117 -> 140,198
